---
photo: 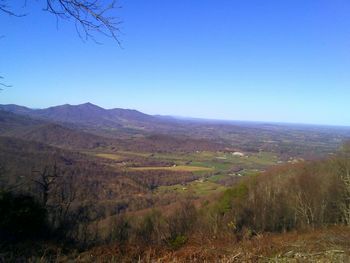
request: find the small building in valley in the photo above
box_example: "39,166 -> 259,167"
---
232,151 -> 245,157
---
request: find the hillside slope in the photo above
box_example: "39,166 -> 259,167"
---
0,110 -> 120,150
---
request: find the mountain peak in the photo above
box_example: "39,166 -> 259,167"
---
79,102 -> 97,107
76,102 -> 105,110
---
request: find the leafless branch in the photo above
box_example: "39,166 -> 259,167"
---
0,76 -> 11,89
0,0 -> 122,44
0,0 -> 26,17
44,0 -> 122,45
0,0 -> 122,87
32,163 -> 61,206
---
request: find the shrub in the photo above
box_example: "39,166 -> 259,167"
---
136,210 -> 164,245
169,235 -> 187,250
0,190 -> 48,242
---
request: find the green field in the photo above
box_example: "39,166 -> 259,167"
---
128,165 -> 214,172
156,179 -> 227,196
84,149 -> 280,199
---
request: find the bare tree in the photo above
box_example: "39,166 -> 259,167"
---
335,159 -> 350,225
31,163 -> 78,234
1,0 -> 121,43
333,143 -> 350,225
32,163 -> 61,206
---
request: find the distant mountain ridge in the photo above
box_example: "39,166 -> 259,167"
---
1,103 -> 349,158
0,108 -> 226,152
0,103 -> 156,129
0,110 -> 122,149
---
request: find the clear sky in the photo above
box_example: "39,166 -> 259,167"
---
1,0 -> 350,126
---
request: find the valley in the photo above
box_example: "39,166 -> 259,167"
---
1,103 -> 348,211
1,103 -> 350,261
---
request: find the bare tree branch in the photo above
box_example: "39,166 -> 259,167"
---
0,0 -> 122,44
0,0 -> 26,17
0,1 -> 122,88
32,163 -> 61,206
45,0 -> 122,44
0,76 -> 11,89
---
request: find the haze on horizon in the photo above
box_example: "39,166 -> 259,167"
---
1,0 -> 350,126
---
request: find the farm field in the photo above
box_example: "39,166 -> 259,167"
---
156,179 -> 227,196
128,165 -> 214,172
81,148 -> 281,200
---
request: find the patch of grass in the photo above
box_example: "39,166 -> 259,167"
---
191,181 -> 227,195
157,180 -> 227,197
116,151 -> 150,158
207,174 -> 230,182
190,161 -> 232,171
94,153 -> 124,160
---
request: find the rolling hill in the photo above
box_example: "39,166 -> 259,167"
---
0,109 -> 226,152
0,110 -> 120,150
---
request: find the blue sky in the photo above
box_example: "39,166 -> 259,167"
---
1,0 -> 350,126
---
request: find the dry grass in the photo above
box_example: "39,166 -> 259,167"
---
94,153 -> 124,160
4,227 -> 350,262
74,226 -> 350,262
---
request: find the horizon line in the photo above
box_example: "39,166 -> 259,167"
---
1,101 -> 350,129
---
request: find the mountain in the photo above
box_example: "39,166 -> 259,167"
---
0,110 -> 43,134
0,104 -> 33,115
0,110 -> 121,150
1,103 -> 348,158
0,103 -> 157,129
0,109 -> 219,152
109,107 -> 156,122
